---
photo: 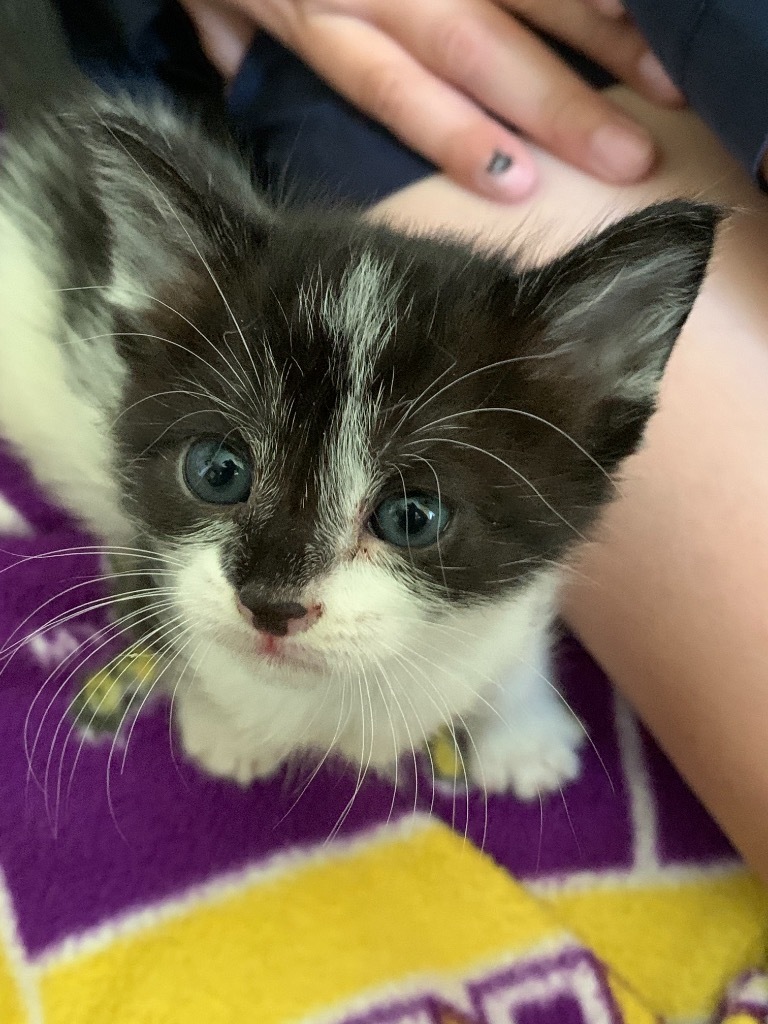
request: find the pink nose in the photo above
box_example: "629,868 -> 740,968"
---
237,598 -> 322,638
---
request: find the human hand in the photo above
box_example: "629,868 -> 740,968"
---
181,0 -> 682,202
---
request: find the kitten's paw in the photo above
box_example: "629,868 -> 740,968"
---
469,705 -> 585,800
176,697 -> 283,786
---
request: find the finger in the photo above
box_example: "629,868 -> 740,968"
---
504,0 -> 683,106
294,15 -> 540,201
375,0 -> 657,185
180,0 -> 255,81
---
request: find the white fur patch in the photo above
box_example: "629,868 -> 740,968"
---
467,627 -> 583,798
317,252 -> 402,549
169,536 -> 567,790
320,251 -> 399,384
0,211 -> 130,539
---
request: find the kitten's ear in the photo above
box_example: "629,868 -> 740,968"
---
511,201 -> 723,465
518,201 -> 722,396
85,99 -> 270,299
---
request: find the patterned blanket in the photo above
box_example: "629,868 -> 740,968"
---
0,443 -> 766,1024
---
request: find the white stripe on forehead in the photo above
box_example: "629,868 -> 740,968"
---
321,250 -> 399,380
317,251 -> 401,548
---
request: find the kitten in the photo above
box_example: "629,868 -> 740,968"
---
0,1 -> 720,797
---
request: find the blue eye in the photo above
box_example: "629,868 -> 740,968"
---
183,439 -> 252,505
369,493 -> 450,548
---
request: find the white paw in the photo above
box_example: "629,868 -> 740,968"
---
176,696 -> 284,786
469,703 -> 585,800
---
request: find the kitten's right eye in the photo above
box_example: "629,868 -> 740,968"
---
368,493 -> 450,548
183,439 -> 252,505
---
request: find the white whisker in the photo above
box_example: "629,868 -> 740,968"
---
408,436 -> 585,541
412,406 -> 612,483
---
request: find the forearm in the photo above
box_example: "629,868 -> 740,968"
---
371,88 -> 768,881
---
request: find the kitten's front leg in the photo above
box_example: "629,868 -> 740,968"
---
468,634 -> 585,800
175,687 -> 287,786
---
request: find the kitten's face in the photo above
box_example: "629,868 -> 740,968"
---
106,185 -> 718,688
115,237 -> 566,684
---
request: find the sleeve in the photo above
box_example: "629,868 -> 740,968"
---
625,0 -> 768,187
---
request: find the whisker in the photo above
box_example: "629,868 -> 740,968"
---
167,637 -> 215,779
55,615 -> 188,827
27,596 -> 177,793
40,601 -> 179,828
385,359 -> 456,443
392,642 -> 480,846
325,657 -> 375,845
408,436 -> 585,541
77,331 -> 248,405
516,651 -> 614,795
374,642 -> 437,821
409,454 -> 449,594
119,622 -> 196,774
103,617 -> 192,839
274,674 -> 346,825
411,407 -> 612,483
89,114 -> 254,381
560,785 -> 582,857
536,793 -> 545,873
0,571 -> 177,662
399,352 -> 563,427
368,653 -> 408,827
18,586 -> 178,767
55,285 -> 219,357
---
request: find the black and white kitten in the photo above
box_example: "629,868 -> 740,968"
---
0,2 -> 719,796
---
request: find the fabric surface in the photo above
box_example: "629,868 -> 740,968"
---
0,443 -> 766,1023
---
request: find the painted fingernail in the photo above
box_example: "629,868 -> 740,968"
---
589,123 -> 655,181
638,51 -> 684,103
487,150 -> 513,175
483,149 -> 536,200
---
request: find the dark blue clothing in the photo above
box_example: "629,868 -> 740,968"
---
58,0 -> 768,204
626,0 -> 768,185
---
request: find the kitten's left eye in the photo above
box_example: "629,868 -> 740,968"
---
368,493 -> 450,548
183,438 -> 252,505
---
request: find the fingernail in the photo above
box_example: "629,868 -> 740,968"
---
589,123 -> 655,182
638,51 -> 684,103
483,149 -> 537,200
